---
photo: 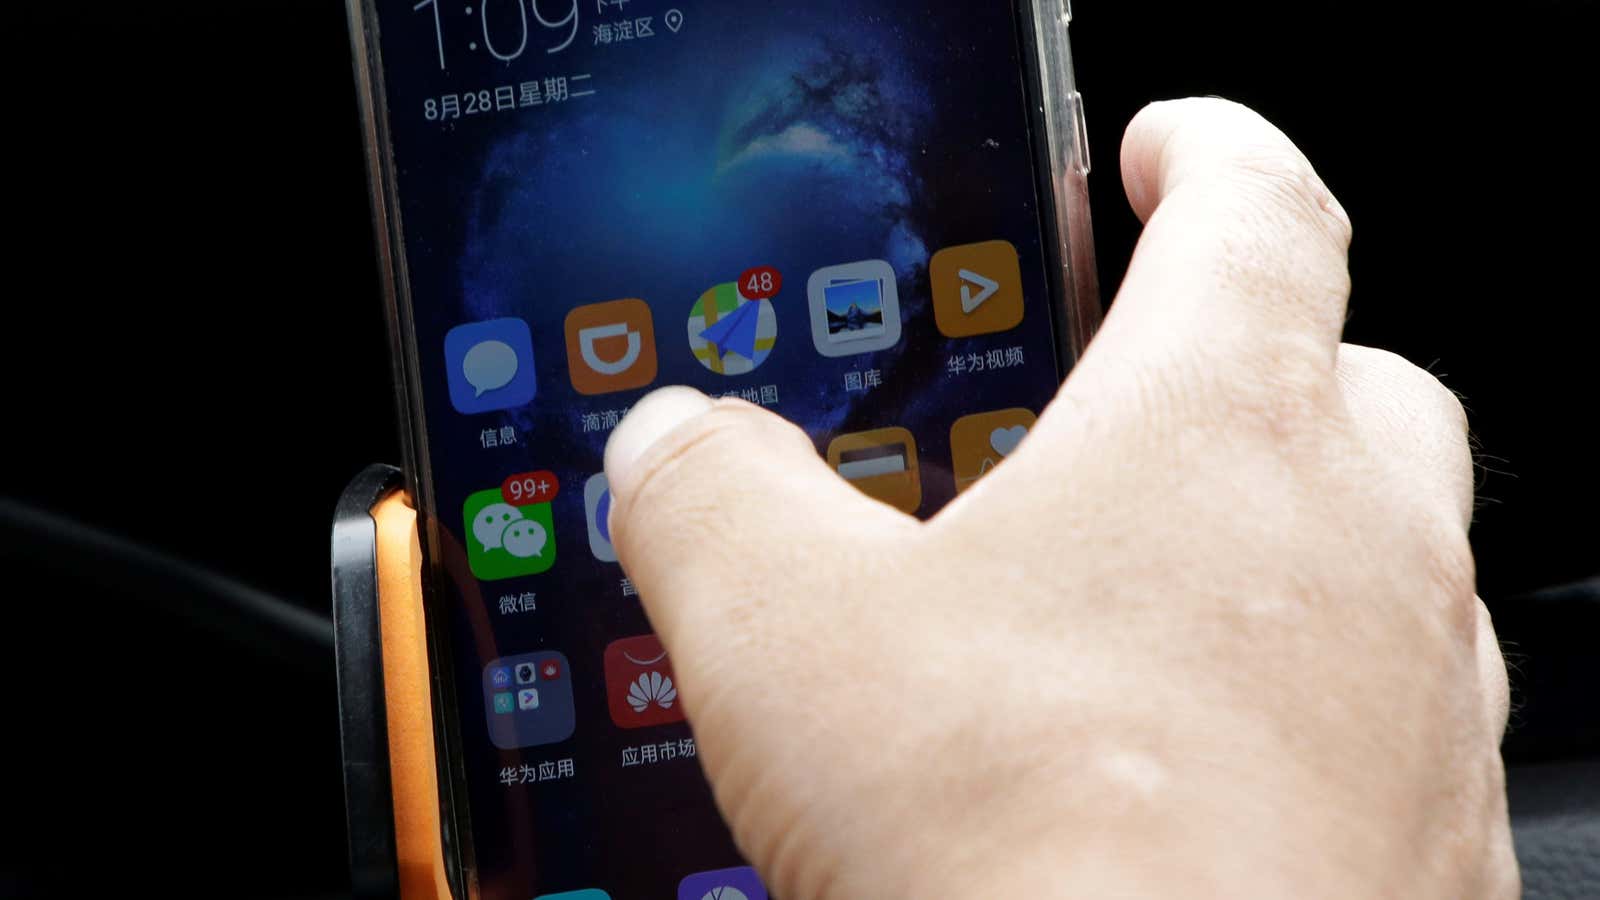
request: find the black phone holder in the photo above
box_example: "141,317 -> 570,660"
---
333,464 -> 454,900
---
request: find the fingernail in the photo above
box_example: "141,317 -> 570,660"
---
604,386 -> 714,493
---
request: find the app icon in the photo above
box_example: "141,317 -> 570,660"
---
515,662 -> 538,685
678,866 -> 768,900
584,474 -> 617,563
564,298 -> 658,395
930,240 -> 1025,337
603,634 -> 684,729
535,890 -> 611,900
688,281 -> 777,375
807,259 -> 902,357
949,408 -> 1037,493
490,666 -> 513,690
826,427 -> 921,514
463,487 -> 557,581
444,318 -> 538,414
483,651 -> 575,749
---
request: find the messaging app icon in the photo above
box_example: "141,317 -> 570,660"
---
688,282 -> 777,375
444,318 -> 538,415
463,487 -> 557,580
564,298 -> 658,395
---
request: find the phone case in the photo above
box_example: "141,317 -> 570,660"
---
340,4 -> 1099,897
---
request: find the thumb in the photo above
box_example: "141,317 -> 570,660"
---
603,386 -> 911,649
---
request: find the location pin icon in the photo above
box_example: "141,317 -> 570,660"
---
664,8 -> 684,32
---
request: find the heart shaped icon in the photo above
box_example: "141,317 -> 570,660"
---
989,425 -> 1028,457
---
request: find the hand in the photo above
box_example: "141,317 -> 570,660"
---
603,98 -> 1516,899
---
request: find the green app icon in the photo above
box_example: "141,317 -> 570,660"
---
492,692 -> 515,714
463,488 -> 557,580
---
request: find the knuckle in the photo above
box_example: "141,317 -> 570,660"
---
1221,146 -> 1352,248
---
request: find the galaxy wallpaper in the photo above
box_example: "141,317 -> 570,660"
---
373,0 -> 1071,895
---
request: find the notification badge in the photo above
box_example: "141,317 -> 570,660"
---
603,634 -> 685,729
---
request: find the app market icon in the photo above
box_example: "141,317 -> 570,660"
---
444,318 -> 538,414
688,282 -> 777,375
463,487 -> 557,581
483,651 -> 575,749
949,408 -> 1037,492
603,634 -> 684,729
807,259 -> 902,357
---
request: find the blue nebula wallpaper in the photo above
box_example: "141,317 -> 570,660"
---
372,0 -> 1071,896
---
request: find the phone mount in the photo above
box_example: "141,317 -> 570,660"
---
333,464 -> 454,900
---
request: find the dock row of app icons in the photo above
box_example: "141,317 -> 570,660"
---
535,865 -> 767,900
444,240 -> 1027,412
483,634 -> 682,749
464,406 -> 1035,581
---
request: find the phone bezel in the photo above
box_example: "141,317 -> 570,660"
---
342,1 -> 1100,894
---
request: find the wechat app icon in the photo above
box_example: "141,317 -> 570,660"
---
463,488 -> 556,580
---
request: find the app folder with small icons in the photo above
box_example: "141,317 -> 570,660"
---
826,427 -> 921,514
483,651 -> 575,749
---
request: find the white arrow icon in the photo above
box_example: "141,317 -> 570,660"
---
957,269 -> 999,313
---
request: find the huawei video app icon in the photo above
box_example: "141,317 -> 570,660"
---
564,298 -> 658,395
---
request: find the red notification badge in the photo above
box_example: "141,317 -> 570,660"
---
739,265 -> 782,301
501,470 -> 560,506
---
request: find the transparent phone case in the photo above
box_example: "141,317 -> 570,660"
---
1026,0 -> 1102,357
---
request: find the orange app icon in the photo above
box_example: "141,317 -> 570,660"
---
826,427 -> 921,514
950,408 -> 1037,493
930,240 -> 1025,338
564,298 -> 658,395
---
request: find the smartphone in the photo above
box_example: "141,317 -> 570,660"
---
346,1 -> 1097,896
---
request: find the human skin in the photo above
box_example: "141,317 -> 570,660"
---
603,99 -> 1517,899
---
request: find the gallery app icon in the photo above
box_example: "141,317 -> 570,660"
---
584,474 -> 617,562
930,240 -> 1025,337
678,866 -> 768,900
807,259 -> 902,357
444,318 -> 538,414
603,634 -> 684,729
463,487 -> 557,581
826,427 -> 921,514
483,651 -> 575,749
949,408 -> 1037,493
564,298 -> 658,395
688,282 -> 777,375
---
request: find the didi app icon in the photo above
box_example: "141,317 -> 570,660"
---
463,476 -> 558,580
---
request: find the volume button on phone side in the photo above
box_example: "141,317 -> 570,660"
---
1066,90 -> 1091,176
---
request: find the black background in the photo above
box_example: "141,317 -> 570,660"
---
4,2 -> 1596,897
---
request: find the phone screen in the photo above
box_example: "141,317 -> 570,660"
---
363,0 -> 1077,896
